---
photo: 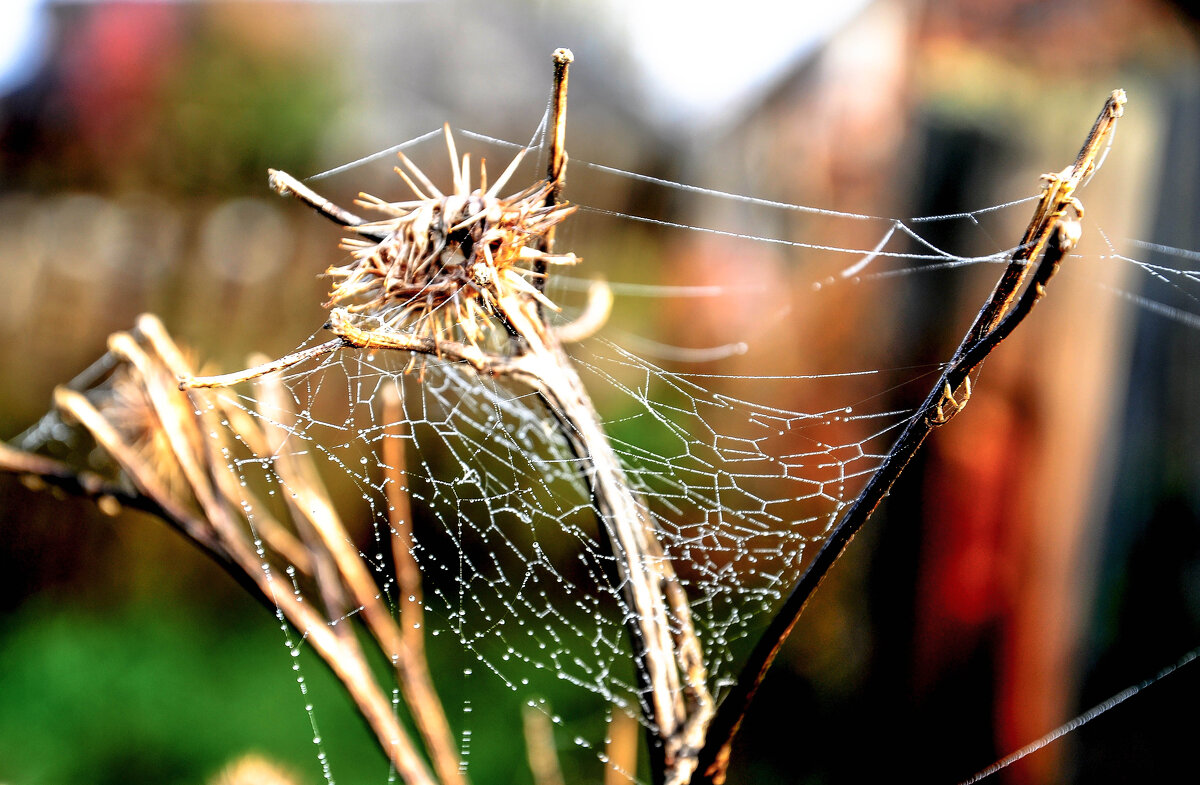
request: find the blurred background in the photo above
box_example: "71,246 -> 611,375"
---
2,1 -> 1200,784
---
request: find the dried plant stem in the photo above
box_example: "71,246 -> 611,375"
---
179,340 -> 344,389
53,386 -> 219,551
693,89 -> 1126,785
57,378 -> 438,785
532,47 -> 573,301
180,310 -> 530,390
553,280 -> 613,344
968,91 -> 1126,343
604,709 -> 639,785
257,374 -> 464,785
181,281 -> 614,390
11,317 -> 445,785
545,49 -> 572,201
382,391 -> 427,658
524,48 -> 712,784
157,345 -> 315,577
499,293 -> 714,785
0,440 -> 160,521
268,169 -> 382,237
141,327 -> 441,785
206,419 -> 316,575
523,705 -> 566,785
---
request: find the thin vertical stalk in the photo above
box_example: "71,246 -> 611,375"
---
500,292 -> 714,785
383,389 -> 428,659
534,47 -> 574,297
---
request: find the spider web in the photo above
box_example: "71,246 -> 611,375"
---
164,123 -> 1200,784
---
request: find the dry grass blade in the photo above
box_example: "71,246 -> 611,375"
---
604,710 -> 639,785
255,372 -> 464,785
5,323 -> 442,785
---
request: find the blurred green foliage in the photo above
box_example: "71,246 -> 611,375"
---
0,600 -> 385,785
157,31 -> 339,195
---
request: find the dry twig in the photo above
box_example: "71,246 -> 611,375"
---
693,89 -> 1126,785
5,314 -> 451,785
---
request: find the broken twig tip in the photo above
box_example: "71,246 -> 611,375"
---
1110,88 -> 1127,116
267,169 -> 292,197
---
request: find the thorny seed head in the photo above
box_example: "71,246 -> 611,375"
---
328,127 -> 578,345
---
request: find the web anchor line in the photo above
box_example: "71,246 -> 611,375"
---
959,643 -> 1200,784
692,89 -> 1128,785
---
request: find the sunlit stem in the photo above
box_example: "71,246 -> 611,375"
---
178,339 -> 344,389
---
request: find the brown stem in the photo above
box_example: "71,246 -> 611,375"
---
604,708 -> 640,785
89,325 -> 437,785
967,91 -> 1124,344
53,386 -> 219,551
382,389 -> 427,659
257,374 -> 465,785
268,168 -> 387,240
500,293 -> 714,785
255,376 -> 356,634
505,51 -> 713,783
533,48 -> 573,299
0,440 -> 160,521
54,380 -> 438,784
553,280 -> 613,344
179,339 -> 345,390
693,91 -> 1125,785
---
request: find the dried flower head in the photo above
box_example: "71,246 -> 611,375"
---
178,127 -> 582,391
330,126 -> 578,345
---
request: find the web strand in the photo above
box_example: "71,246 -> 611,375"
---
958,645 -> 1200,785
